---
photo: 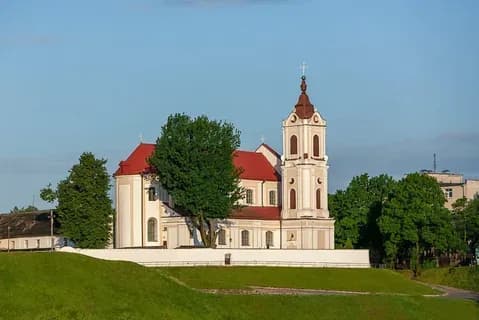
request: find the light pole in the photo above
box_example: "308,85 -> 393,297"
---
7,226 -> 10,253
50,209 -> 54,252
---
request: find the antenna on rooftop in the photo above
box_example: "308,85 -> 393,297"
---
433,153 -> 437,172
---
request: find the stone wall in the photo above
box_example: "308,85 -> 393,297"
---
59,247 -> 370,268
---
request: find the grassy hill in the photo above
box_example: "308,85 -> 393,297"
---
418,266 -> 479,292
0,252 -> 478,320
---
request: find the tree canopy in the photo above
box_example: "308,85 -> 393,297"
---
40,152 -> 113,248
149,114 -> 242,248
329,173 -> 396,261
452,197 -> 479,254
378,173 -> 457,273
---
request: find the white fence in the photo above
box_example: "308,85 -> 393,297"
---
59,247 -> 370,268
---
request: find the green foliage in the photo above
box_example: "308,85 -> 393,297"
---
418,266 -> 479,292
378,173 -> 457,272
41,152 -> 113,248
2,253 -> 478,320
329,173 -> 396,261
452,197 -> 479,253
9,205 -> 38,213
149,114 -> 242,248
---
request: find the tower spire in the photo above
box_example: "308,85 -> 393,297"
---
294,75 -> 314,119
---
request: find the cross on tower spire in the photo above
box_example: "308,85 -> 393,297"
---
300,61 -> 307,77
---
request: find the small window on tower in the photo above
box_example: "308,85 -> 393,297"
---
313,135 -> 320,157
148,187 -> 156,201
290,189 -> 296,209
290,135 -> 298,155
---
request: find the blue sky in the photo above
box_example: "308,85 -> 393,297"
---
0,0 -> 478,212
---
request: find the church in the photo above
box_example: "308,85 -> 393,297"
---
114,76 -> 335,250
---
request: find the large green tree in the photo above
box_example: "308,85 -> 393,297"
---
452,197 -> 479,254
40,152 -> 113,248
149,114 -> 242,248
329,173 -> 396,262
378,173 -> 457,274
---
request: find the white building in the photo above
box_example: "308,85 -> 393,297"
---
0,210 -> 66,251
114,76 -> 335,249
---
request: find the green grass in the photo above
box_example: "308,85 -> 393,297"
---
418,266 -> 479,292
161,266 -> 438,294
0,252 -> 477,320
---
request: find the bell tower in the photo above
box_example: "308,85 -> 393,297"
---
280,75 -> 334,249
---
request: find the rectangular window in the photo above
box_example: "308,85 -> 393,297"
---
444,188 -> 453,198
246,189 -> 254,204
269,190 -> 276,206
37,239 -> 40,248
218,229 -> 226,245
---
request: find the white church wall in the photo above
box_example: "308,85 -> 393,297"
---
60,247 -> 370,268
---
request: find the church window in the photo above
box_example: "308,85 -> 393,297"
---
290,135 -> 298,155
246,189 -> 254,204
148,187 -> 156,201
147,218 -> 158,242
266,231 -> 273,248
316,188 -> 321,209
313,135 -> 320,157
241,230 -> 250,246
290,189 -> 296,209
269,190 -> 276,206
218,229 -> 226,246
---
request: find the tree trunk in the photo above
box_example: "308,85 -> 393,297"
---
193,214 -> 217,248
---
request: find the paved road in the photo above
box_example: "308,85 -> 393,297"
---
425,284 -> 479,302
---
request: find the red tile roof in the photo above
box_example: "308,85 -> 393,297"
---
231,206 -> 281,220
114,143 -> 156,176
116,143 -> 280,182
233,150 -> 280,181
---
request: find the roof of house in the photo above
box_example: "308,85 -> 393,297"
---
0,210 -> 60,239
116,143 -> 280,182
231,206 -> 281,220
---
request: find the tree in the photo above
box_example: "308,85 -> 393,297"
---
452,197 -> 479,254
40,152 -> 113,248
149,114 -> 242,248
329,173 -> 396,262
378,173 -> 457,274
9,205 -> 38,213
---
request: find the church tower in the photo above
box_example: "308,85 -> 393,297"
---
280,75 -> 334,249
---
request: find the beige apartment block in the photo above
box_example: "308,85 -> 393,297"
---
426,172 -> 479,209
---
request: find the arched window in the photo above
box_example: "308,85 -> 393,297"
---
269,190 -> 276,206
218,229 -> 226,246
241,230 -> 250,246
313,135 -> 320,157
290,189 -> 296,209
266,231 -> 273,248
316,188 -> 321,209
148,187 -> 156,201
290,135 -> 298,155
147,218 -> 158,242
246,189 -> 254,204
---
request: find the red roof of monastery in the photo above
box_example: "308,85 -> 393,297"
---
114,143 -> 156,176
231,206 -> 281,220
233,150 -> 280,181
294,76 -> 315,119
115,143 -> 280,182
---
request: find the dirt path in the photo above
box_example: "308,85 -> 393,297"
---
160,271 -> 478,301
